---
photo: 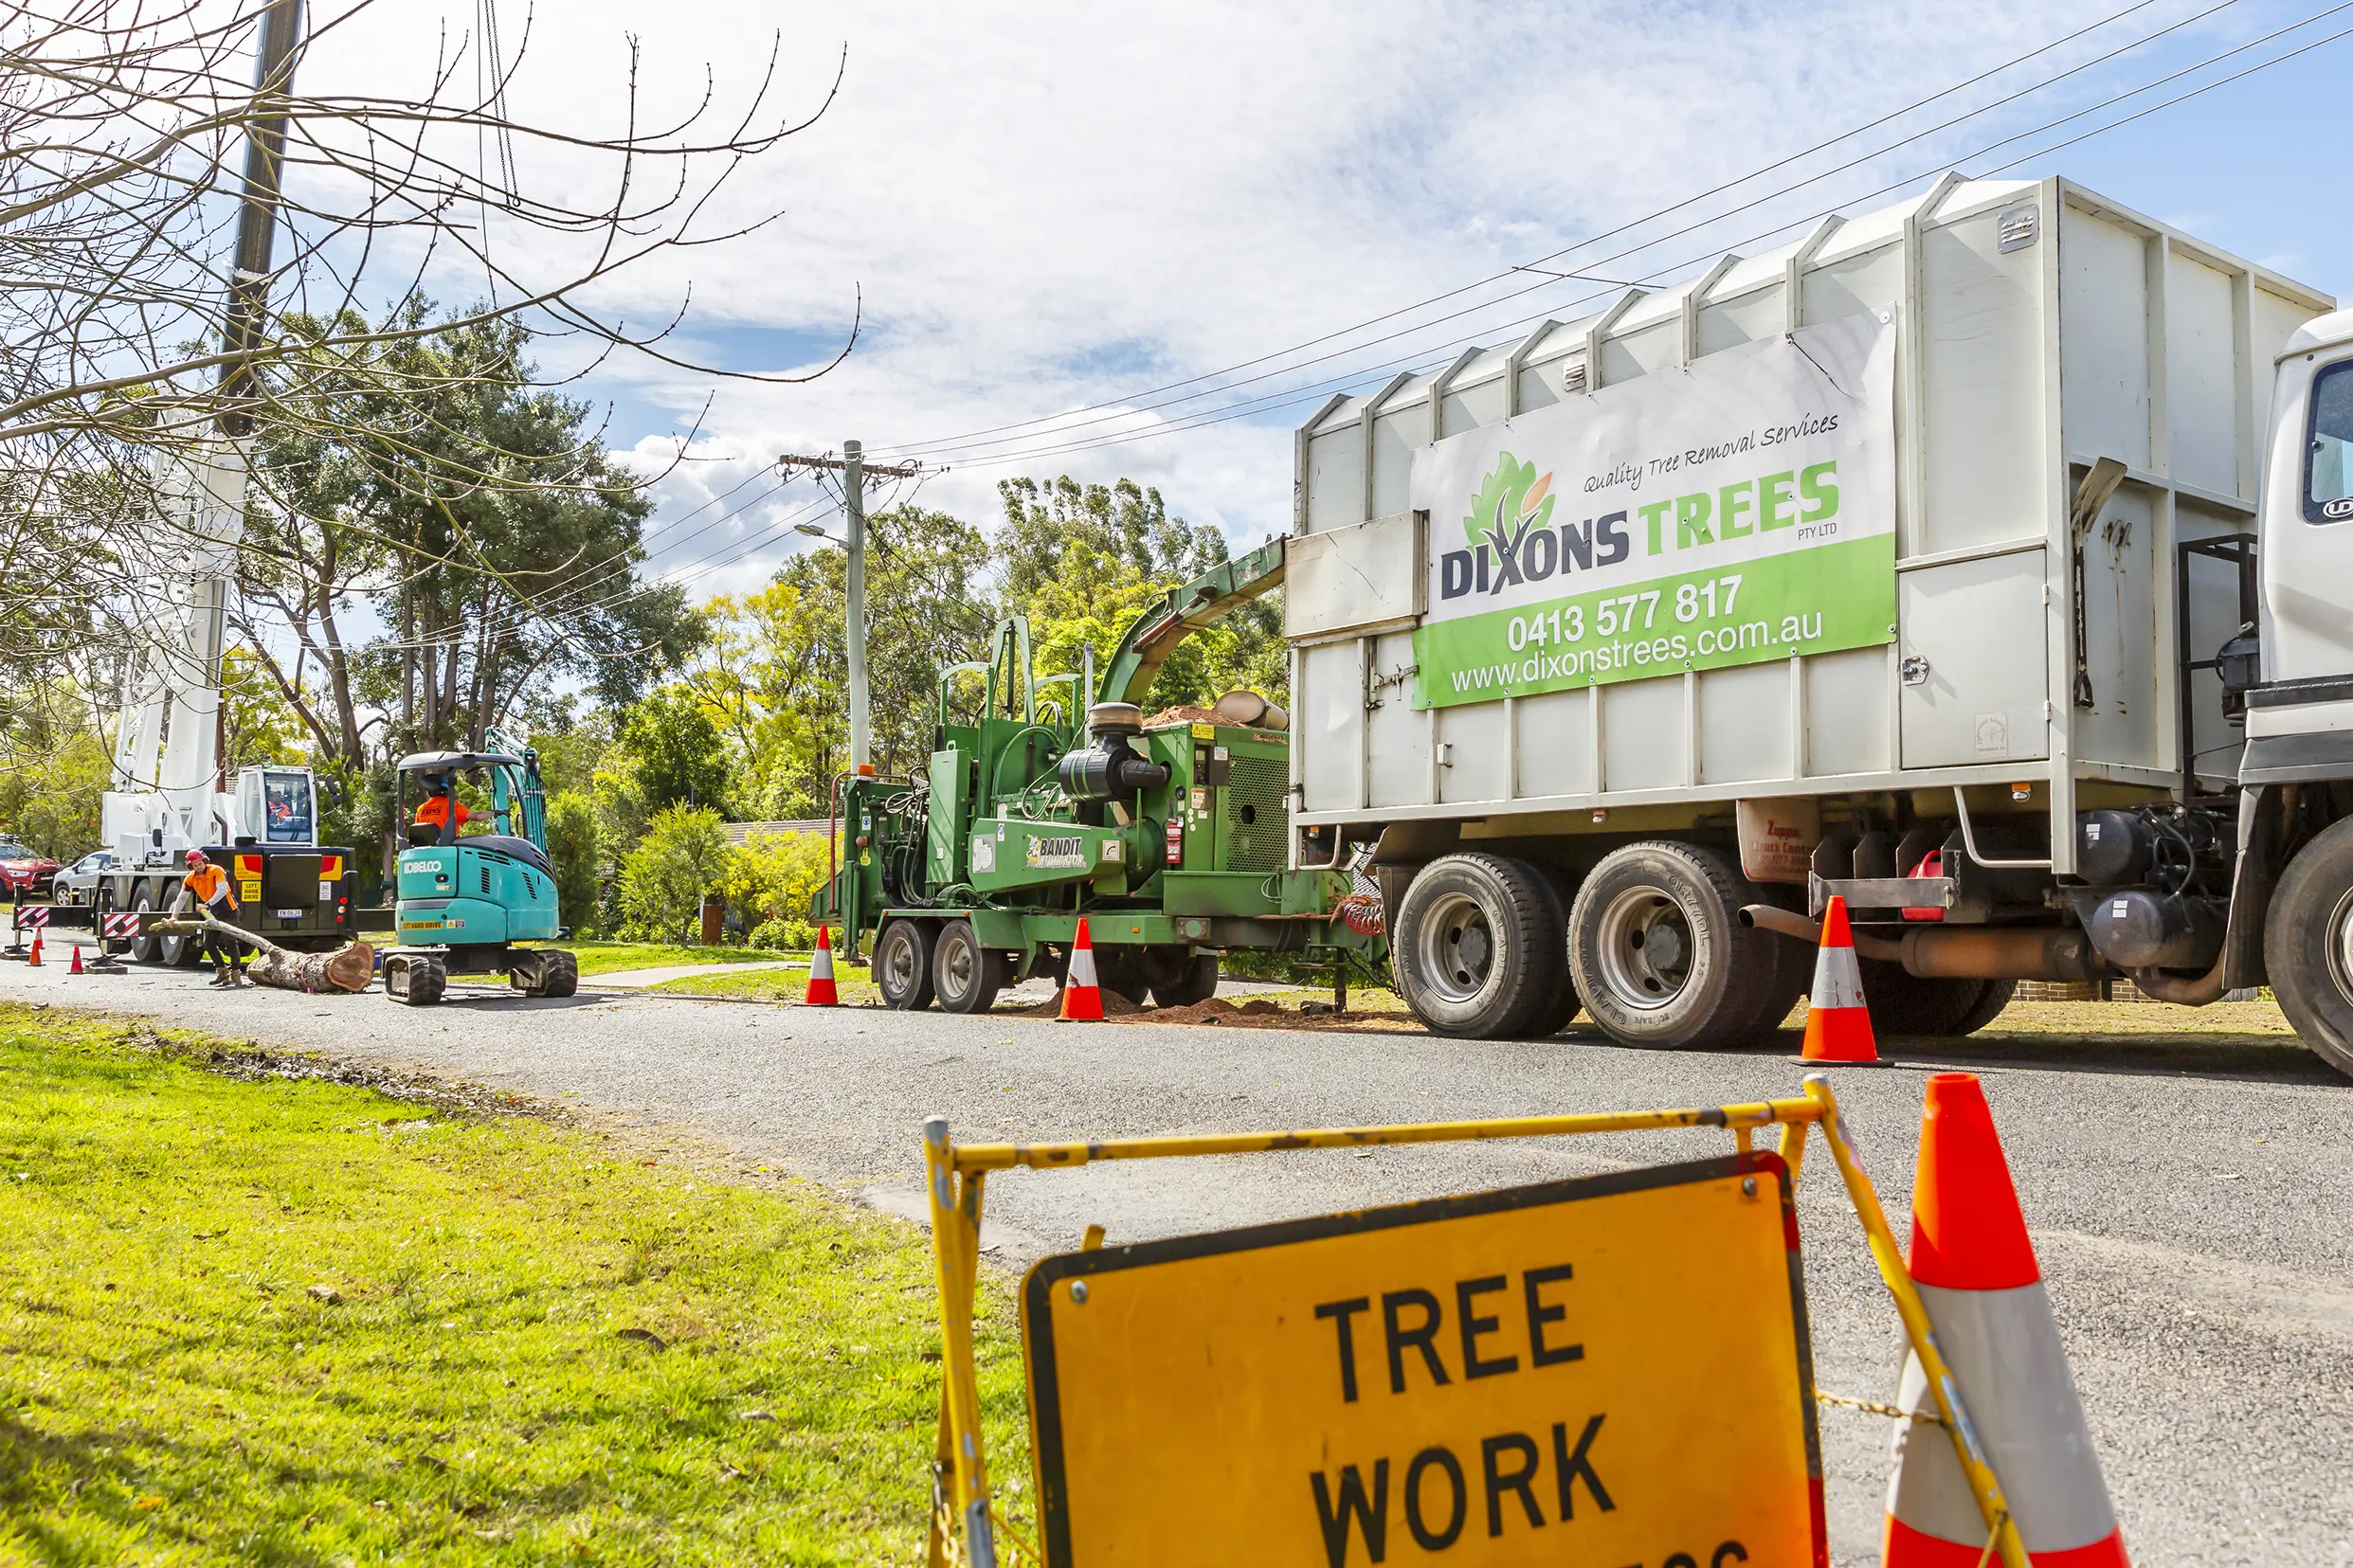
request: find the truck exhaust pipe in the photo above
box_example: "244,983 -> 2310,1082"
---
1739,905 -> 2111,983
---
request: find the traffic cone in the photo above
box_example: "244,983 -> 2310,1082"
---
1058,917 -> 1104,1022
1801,895 -> 1878,1063
1883,1072 -> 2127,1567
68,944 -> 83,975
27,930 -> 42,966
803,923 -> 840,1006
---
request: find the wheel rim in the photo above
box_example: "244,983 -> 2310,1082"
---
941,936 -> 975,999
1593,886 -> 1696,1014
1411,891 -> 1498,1005
882,931 -> 919,998
2328,886 -> 2353,1005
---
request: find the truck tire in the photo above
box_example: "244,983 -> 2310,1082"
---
1859,963 -> 2015,1038
385,952 -> 445,1006
1149,952 -> 1220,1008
875,920 -> 937,1011
2265,817 -> 2353,1078
1528,864 -> 1584,1036
932,920 -> 1001,1015
1567,841 -> 1780,1050
1392,854 -> 1563,1039
129,887 -> 162,964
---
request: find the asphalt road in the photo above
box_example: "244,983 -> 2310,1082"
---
5,952 -> 2348,1564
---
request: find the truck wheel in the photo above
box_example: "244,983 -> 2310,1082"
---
2265,817 -> 2353,1078
385,953 -> 446,1006
1567,841 -> 1780,1050
126,888 -> 159,963
1149,952 -> 1220,1008
1528,864 -> 1584,1036
1392,854 -> 1563,1039
1859,964 -> 2015,1037
932,921 -> 1001,1015
156,892 -> 194,967
876,921 -> 937,1010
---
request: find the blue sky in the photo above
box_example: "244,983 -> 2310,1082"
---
342,0 -> 2353,602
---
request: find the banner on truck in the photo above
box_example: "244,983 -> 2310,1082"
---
1409,314 -> 1896,710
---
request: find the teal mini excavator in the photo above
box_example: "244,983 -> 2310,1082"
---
816,536 -> 1386,1013
382,730 -> 573,1005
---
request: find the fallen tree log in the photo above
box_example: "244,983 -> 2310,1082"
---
154,915 -> 375,994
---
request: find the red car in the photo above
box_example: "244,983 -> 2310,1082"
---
0,838 -> 62,898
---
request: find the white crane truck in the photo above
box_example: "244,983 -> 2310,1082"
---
1282,173 -> 2353,1076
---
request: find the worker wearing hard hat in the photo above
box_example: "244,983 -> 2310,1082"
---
413,776 -> 471,839
172,849 -> 246,987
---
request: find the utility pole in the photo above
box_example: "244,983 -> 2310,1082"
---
778,444 -> 927,776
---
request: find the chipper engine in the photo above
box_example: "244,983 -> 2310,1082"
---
817,538 -> 1385,1012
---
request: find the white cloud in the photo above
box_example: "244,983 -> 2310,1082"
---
305,0 -> 2298,600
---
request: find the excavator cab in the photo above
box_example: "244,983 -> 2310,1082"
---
383,742 -> 572,1005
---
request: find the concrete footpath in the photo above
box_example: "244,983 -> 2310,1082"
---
3,952 -> 2347,1563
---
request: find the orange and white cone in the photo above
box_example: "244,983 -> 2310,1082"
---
1801,894 -> 1877,1063
27,930 -> 41,967
68,944 -> 83,975
1058,917 -> 1104,1022
803,923 -> 840,1006
1884,1072 -> 2128,1568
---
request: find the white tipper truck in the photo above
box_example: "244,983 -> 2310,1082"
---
1281,173 -> 2353,1076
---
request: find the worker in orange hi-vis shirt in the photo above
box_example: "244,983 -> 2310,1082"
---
172,849 -> 246,987
413,777 -> 471,838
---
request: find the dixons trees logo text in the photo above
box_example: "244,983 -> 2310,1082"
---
1439,449 -> 1629,601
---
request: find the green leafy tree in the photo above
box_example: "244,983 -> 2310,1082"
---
684,505 -> 992,816
616,805 -> 731,944
616,688 -> 733,827
0,687 -> 110,859
997,476 -> 1285,712
544,791 -> 605,936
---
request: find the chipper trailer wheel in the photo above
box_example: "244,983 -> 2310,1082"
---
1145,949 -> 1220,1009
932,920 -> 1002,1015
1566,840 -> 1783,1051
875,920 -> 937,1011
1390,853 -> 1564,1039
384,952 -> 447,1006
2264,815 -> 2353,1079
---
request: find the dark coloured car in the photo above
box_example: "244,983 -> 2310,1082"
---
0,838 -> 63,898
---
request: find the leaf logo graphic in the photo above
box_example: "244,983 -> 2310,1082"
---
1465,453 -> 1556,577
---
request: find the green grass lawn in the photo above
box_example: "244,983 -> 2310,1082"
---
545,941 -> 790,977
0,1003 -> 1028,1565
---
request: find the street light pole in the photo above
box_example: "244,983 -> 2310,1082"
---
777,444 -> 928,779
842,440 -> 868,774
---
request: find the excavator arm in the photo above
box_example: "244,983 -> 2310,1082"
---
1095,536 -> 1287,708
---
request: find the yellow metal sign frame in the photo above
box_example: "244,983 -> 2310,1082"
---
921,1074 -> 2030,1568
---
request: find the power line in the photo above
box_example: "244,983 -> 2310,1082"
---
896,0 -> 2353,474
868,0 -> 2225,462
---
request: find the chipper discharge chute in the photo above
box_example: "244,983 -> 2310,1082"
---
816,538 -> 1385,1013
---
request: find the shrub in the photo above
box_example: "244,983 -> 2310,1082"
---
616,805 -> 731,943
724,830 -> 833,928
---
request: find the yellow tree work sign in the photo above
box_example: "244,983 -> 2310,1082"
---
1019,1153 -> 1824,1567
